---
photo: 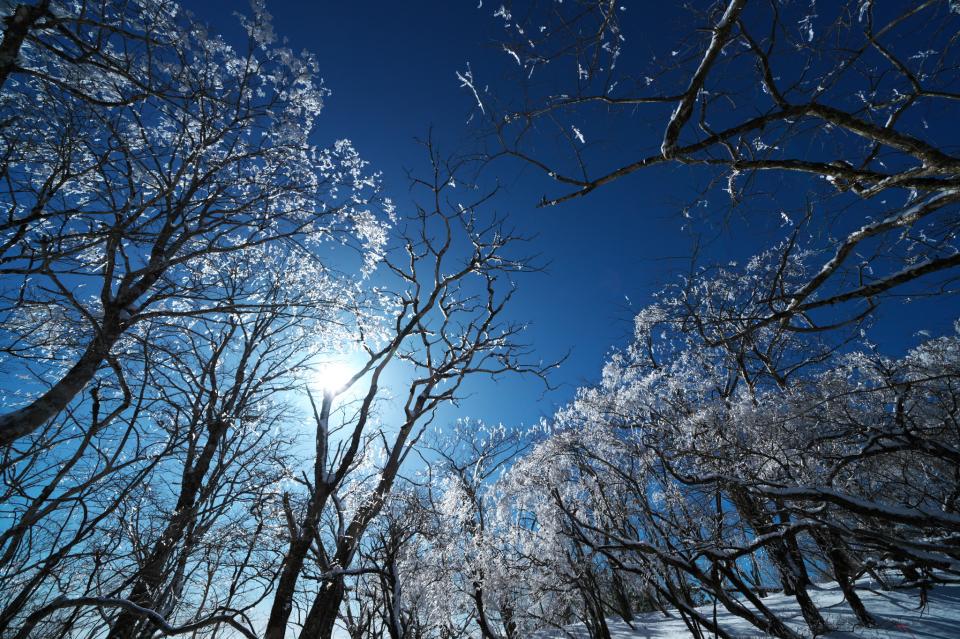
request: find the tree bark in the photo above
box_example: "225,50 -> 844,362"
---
472,580 -> 500,639
611,571 -> 634,623
0,318 -> 121,446
298,577 -> 345,639
297,420 -> 418,639
727,487 -> 830,635
811,528 -> 874,627
106,419 -> 227,639
265,393 -> 338,639
263,499 -> 324,639
0,1 -> 50,92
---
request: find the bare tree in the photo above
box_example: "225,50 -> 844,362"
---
494,256 -> 960,637
263,145 -> 556,639
0,356 -> 168,637
0,0 -> 388,445
416,421 -> 531,639
101,272 -> 313,639
478,0 -> 960,339
1,259 -> 326,638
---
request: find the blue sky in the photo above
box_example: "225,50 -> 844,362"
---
188,1 -> 960,429
182,1 -> 703,428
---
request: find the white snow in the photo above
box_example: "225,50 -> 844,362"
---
536,577 -> 960,638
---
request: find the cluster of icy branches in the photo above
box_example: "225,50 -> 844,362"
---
340,263 -> 960,639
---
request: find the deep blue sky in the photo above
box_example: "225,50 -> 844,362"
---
187,1 -> 960,428
184,0 -> 696,426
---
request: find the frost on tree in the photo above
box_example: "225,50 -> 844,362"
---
0,0 -> 390,445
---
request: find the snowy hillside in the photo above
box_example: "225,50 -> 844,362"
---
537,579 -> 960,639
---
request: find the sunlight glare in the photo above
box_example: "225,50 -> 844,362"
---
313,360 -> 355,394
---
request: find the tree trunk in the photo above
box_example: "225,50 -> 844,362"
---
265,394 -> 336,639
653,578 -> 735,639
472,580 -> 499,639
296,420 -> 416,639
501,603 -> 519,639
711,565 -> 802,639
727,487 -> 830,635
611,571 -> 634,623
0,319 -> 121,446
263,518 -> 319,639
811,528 -> 874,627
298,578 -> 346,639
776,500 -> 814,588
107,420 -> 227,639
0,1 -> 50,92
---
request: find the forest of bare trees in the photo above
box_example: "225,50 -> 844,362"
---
1,1 -> 959,638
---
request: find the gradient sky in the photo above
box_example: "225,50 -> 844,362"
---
186,1 -> 960,429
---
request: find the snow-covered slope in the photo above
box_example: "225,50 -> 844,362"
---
537,579 -> 960,638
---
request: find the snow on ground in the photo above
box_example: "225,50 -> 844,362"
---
537,578 -> 960,638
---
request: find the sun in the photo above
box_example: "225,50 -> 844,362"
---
313,360 -> 356,394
